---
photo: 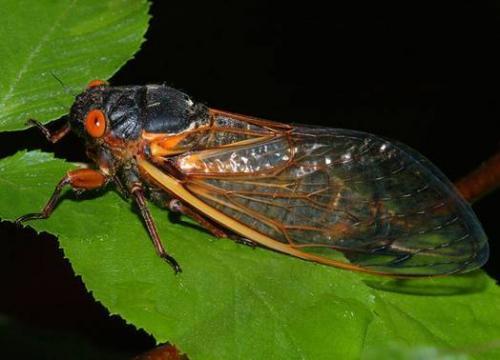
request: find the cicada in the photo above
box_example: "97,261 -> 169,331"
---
17,80 -> 489,277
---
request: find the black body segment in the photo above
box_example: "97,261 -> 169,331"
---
69,84 -> 209,140
142,85 -> 208,134
106,88 -> 144,139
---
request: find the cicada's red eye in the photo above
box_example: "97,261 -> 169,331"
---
85,109 -> 107,138
87,79 -> 108,89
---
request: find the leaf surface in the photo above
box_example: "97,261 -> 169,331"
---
1,151 -> 499,360
0,0 -> 149,131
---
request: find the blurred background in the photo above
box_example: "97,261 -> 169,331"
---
1,1 -> 499,358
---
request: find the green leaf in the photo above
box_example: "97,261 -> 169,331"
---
363,344 -> 470,360
1,150 -> 499,360
0,0 -> 149,131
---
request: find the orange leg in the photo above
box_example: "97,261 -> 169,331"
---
15,168 -> 107,223
26,119 -> 71,143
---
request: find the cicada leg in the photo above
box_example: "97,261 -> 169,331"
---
131,185 -> 182,274
232,236 -> 258,248
168,199 -> 257,248
168,199 -> 228,238
15,168 -> 107,223
26,119 -> 71,143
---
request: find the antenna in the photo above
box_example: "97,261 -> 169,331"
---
50,71 -> 77,96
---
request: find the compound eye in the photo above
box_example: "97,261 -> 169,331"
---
85,109 -> 107,138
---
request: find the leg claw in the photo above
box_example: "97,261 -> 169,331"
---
161,253 -> 182,274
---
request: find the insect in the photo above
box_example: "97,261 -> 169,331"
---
16,80 -> 489,277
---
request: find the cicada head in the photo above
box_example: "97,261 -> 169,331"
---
68,80 -> 209,173
69,81 -> 144,141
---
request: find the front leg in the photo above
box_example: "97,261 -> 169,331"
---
26,119 -> 71,143
16,168 -> 107,223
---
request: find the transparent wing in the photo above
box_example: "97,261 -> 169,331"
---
170,118 -> 488,276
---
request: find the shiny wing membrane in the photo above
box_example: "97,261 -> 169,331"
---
147,110 -> 488,276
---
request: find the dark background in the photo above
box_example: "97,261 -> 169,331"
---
1,1 -> 499,358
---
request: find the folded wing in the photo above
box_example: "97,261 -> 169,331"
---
169,116 -> 488,276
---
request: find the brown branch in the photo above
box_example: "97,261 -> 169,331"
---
455,150 -> 500,203
133,344 -> 185,360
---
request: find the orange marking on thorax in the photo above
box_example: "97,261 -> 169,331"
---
142,131 -> 167,141
158,133 -> 188,149
145,132 -> 189,157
